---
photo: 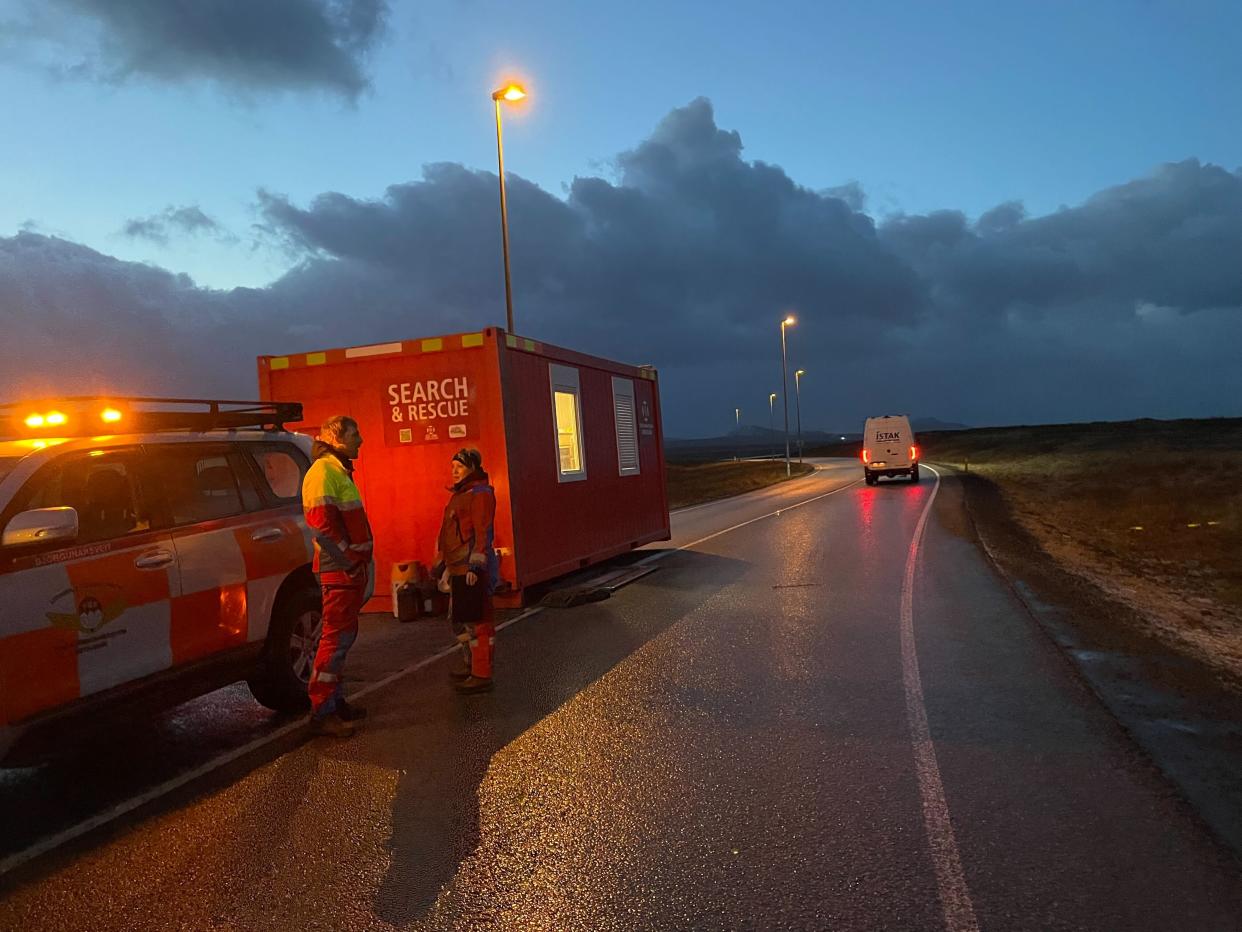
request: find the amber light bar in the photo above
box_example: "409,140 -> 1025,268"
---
0,396 -> 300,440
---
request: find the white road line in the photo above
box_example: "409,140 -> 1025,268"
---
641,477 -> 862,564
900,465 -> 980,932
0,606 -> 545,878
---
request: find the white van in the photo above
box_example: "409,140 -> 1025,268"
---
862,415 -> 920,485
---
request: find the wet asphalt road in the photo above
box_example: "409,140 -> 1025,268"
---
2,459 -> 1241,930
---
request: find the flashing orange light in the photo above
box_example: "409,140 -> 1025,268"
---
862,449 -> 870,464
494,84 -> 527,102
24,413 -> 46,428
101,407 -> 123,424
45,411 -> 67,426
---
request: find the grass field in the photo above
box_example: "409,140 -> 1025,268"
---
666,460 -> 815,509
910,418 -> 1242,682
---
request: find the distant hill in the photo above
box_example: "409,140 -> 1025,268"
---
911,417 -> 970,432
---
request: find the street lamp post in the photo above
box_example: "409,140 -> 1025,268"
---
734,407 -> 741,462
794,369 -> 805,463
780,315 -> 796,477
492,83 -> 526,333
768,393 -> 777,460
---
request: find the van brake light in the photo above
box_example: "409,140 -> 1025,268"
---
861,448 -> 870,464
910,445 -> 919,461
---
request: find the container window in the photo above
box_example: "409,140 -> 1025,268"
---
549,364 -> 586,482
612,377 -> 640,476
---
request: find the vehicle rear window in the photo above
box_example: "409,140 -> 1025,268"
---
250,447 -> 306,501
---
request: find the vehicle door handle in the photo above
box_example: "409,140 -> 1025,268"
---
134,549 -> 175,569
251,527 -> 286,543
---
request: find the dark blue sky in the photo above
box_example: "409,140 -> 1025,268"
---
1,1 -> 1240,434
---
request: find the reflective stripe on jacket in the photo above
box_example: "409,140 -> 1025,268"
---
302,451 -> 373,580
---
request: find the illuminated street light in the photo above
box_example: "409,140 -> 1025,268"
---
491,82 -> 527,332
780,315 -> 797,477
794,369 -> 805,463
768,392 -> 777,461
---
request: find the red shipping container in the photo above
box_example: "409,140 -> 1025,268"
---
258,328 -> 670,608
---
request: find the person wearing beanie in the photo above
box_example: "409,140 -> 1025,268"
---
302,415 -> 374,735
435,447 -> 498,693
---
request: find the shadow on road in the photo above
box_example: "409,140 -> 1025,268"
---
348,548 -> 744,926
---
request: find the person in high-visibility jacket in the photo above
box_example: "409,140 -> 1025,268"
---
435,447 -> 498,694
302,415 -> 374,736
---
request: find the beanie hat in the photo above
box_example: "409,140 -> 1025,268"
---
452,447 -> 482,471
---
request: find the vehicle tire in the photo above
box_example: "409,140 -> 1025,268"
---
911,465 -> 921,483
864,471 -> 876,486
247,584 -> 322,713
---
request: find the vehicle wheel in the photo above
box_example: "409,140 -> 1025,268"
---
911,465 -> 921,483
864,471 -> 876,486
247,584 -> 322,713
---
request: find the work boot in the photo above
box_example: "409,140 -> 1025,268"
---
309,712 -> 357,737
453,675 -> 494,694
447,659 -> 472,681
338,700 -> 368,721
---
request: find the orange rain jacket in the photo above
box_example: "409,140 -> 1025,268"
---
436,472 -> 496,578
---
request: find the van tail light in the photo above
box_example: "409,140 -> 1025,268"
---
910,445 -> 919,461
862,448 -> 870,464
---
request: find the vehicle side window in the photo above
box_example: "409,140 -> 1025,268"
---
228,451 -> 265,512
157,450 -> 245,525
19,452 -> 154,544
250,446 -> 307,502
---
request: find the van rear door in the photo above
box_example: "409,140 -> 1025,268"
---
867,418 -> 912,468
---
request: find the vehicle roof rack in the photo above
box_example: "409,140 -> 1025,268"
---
0,397 -> 303,440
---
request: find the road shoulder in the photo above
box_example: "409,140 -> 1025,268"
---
935,463 -> 1242,863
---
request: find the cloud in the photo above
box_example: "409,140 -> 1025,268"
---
6,0 -> 388,99
257,98 -> 924,368
121,205 -> 230,245
882,159 -> 1242,322
2,100 -> 1240,434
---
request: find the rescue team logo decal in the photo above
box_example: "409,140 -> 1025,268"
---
46,585 -> 127,635
382,371 -> 478,447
